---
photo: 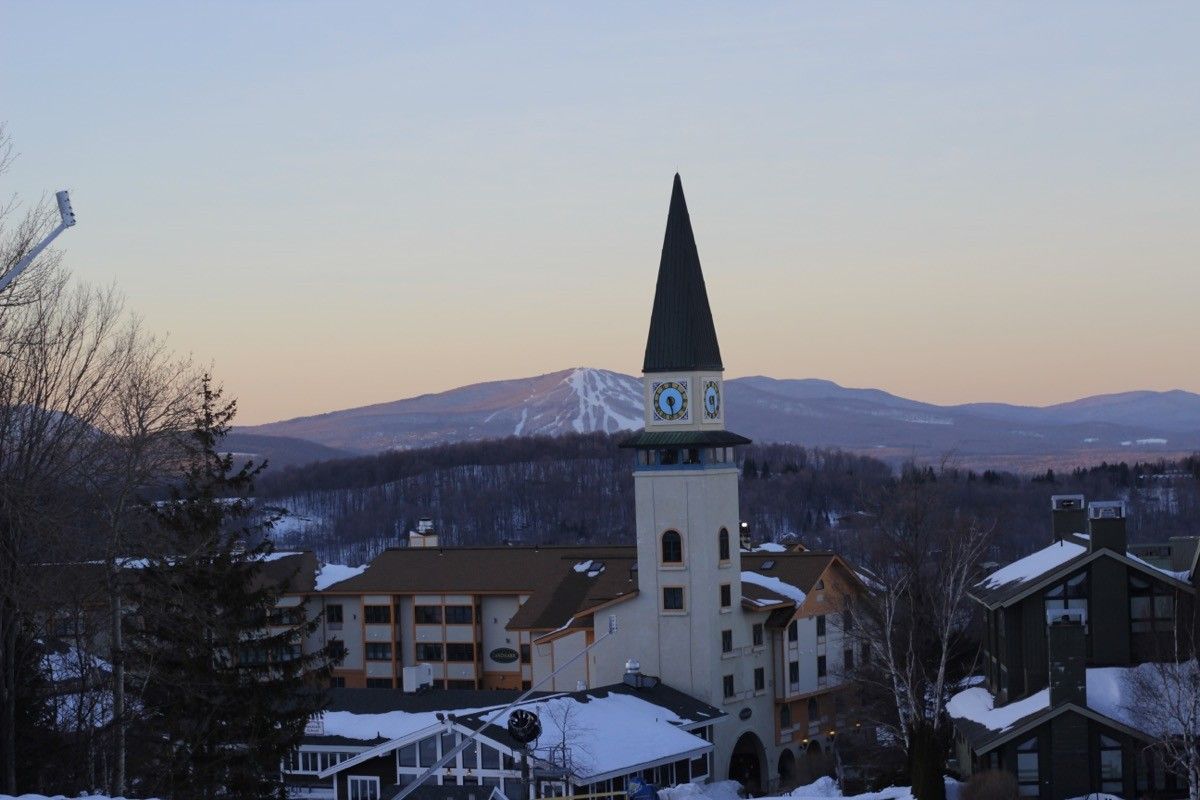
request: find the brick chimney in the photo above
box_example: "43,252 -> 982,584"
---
1088,501 -> 1126,554
1047,618 -> 1087,707
1051,494 -> 1087,542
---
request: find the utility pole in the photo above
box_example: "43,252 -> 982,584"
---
0,190 -> 76,294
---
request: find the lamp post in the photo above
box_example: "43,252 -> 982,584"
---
0,190 -> 76,294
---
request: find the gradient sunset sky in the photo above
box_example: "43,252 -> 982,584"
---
4,2 -> 1197,424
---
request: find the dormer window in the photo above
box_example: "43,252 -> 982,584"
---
760,560 -> 776,570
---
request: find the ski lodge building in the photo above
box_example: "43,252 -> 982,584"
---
271,175 -> 867,798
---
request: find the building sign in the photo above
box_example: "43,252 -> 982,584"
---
304,714 -> 325,735
738,707 -> 752,721
490,647 -> 520,664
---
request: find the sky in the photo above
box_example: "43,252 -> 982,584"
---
3,2 -> 1198,425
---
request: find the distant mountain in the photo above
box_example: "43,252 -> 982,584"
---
236,368 -> 1200,469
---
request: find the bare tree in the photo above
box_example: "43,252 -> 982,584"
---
840,467 -> 992,800
534,700 -> 594,784
1126,607 -> 1200,800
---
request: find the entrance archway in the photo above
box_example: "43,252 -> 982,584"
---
729,731 -> 767,796
777,748 -> 796,787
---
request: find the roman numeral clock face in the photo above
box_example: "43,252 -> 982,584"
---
652,381 -> 689,422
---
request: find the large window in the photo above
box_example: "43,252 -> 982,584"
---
719,584 -> 732,608
721,629 -> 733,654
364,642 -> 392,661
416,643 -> 444,661
1099,735 -> 1123,794
662,531 -> 683,564
663,586 -> 685,611
348,776 -> 380,800
1130,575 -> 1175,633
363,605 -> 391,624
446,643 -> 474,662
444,605 -> 473,625
752,623 -> 764,647
722,674 -> 735,699
1044,571 -> 1088,626
1016,736 -> 1039,797
414,605 -> 442,624
718,528 -> 730,561
326,604 -> 343,625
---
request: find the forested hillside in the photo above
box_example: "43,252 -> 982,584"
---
257,433 -> 1200,566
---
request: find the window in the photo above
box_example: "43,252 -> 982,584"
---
364,642 -> 392,661
415,643 -> 444,661
807,698 -> 818,725
1016,736 -> 1039,796
780,703 -> 792,729
330,676 -> 346,688
662,530 -> 683,564
326,604 -> 343,625
348,776 -> 380,800
481,744 -> 500,770
1130,575 -> 1175,633
754,667 -> 765,692
719,528 -> 730,561
723,674 -> 735,699
444,605 -> 473,624
446,643 -> 474,662
760,559 -> 776,570
720,584 -> 732,608
366,677 -> 393,689
788,660 -> 799,684
721,629 -> 733,654
816,614 -> 826,638
752,623 -> 764,647
327,638 -> 348,663
363,605 -> 390,624
788,620 -> 798,642
414,605 -> 442,624
1044,571 -> 1088,627
663,586 -> 685,611
817,655 -> 827,679
1099,735 -> 1123,794
418,735 -> 438,767
844,648 -> 854,671
519,643 -> 531,664
398,743 -> 417,767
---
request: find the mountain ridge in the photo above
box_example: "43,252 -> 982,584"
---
233,368 -> 1200,469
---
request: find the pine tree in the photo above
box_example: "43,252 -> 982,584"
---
127,376 -> 330,800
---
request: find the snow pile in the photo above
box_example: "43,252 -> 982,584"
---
977,539 -> 1086,589
741,571 -> 807,605
315,562 -> 366,590
0,795 -> 161,800
660,776 -> 960,800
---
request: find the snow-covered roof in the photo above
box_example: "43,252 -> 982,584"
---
314,562 -> 366,591
741,571 -> 807,605
977,539 -> 1087,591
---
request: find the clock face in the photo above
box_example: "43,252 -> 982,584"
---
652,381 -> 689,422
703,381 -> 721,420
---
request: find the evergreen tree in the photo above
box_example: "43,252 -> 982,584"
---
128,377 -> 330,800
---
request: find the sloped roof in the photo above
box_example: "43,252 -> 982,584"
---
643,174 -> 723,373
971,534 -> 1193,609
618,429 -> 752,449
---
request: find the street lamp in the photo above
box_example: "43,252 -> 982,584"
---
0,190 -> 77,294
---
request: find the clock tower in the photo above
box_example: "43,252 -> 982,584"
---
620,174 -> 752,708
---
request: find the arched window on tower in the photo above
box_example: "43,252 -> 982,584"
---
662,530 -> 683,564
718,528 -> 730,562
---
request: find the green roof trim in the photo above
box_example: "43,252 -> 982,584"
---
642,174 -> 724,373
618,429 -> 752,449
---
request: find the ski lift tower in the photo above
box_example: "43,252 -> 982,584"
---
0,190 -> 77,294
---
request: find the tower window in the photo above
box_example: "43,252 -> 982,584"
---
721,629 -> 733,653
661,530 -> 683,564
718,528 -> 730,562
754,667 -> 765,692
723,674 -> 735,699
719,583 -> 732,608
753,623 -> 764,647
662,586 -> 685,611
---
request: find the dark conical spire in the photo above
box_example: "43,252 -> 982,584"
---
642,174 -> 723,373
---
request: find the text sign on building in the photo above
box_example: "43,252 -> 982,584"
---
305,714 -> 325,735
490,647 -> 520,664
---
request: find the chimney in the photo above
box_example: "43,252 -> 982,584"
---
1169,536 -> 1200,573
1047,618 -> 1087,707
622,658 -> 660,690
1050,494 -> 1087,542
1088,501 -> 1127,554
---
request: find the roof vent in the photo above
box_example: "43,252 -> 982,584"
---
624,658 -> 640,675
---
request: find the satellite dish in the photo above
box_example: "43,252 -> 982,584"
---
507,709 -> 541,745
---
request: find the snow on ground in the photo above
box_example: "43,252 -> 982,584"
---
660,776 -> 961,800
0,795 -> 160,800
315,562 -> 366,590
741,571 -> 807,605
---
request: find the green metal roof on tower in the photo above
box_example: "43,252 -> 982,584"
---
642,174 -> 724,373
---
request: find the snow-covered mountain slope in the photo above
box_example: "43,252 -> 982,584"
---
238,368 -> 642,452
235,369 -> 1200,466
